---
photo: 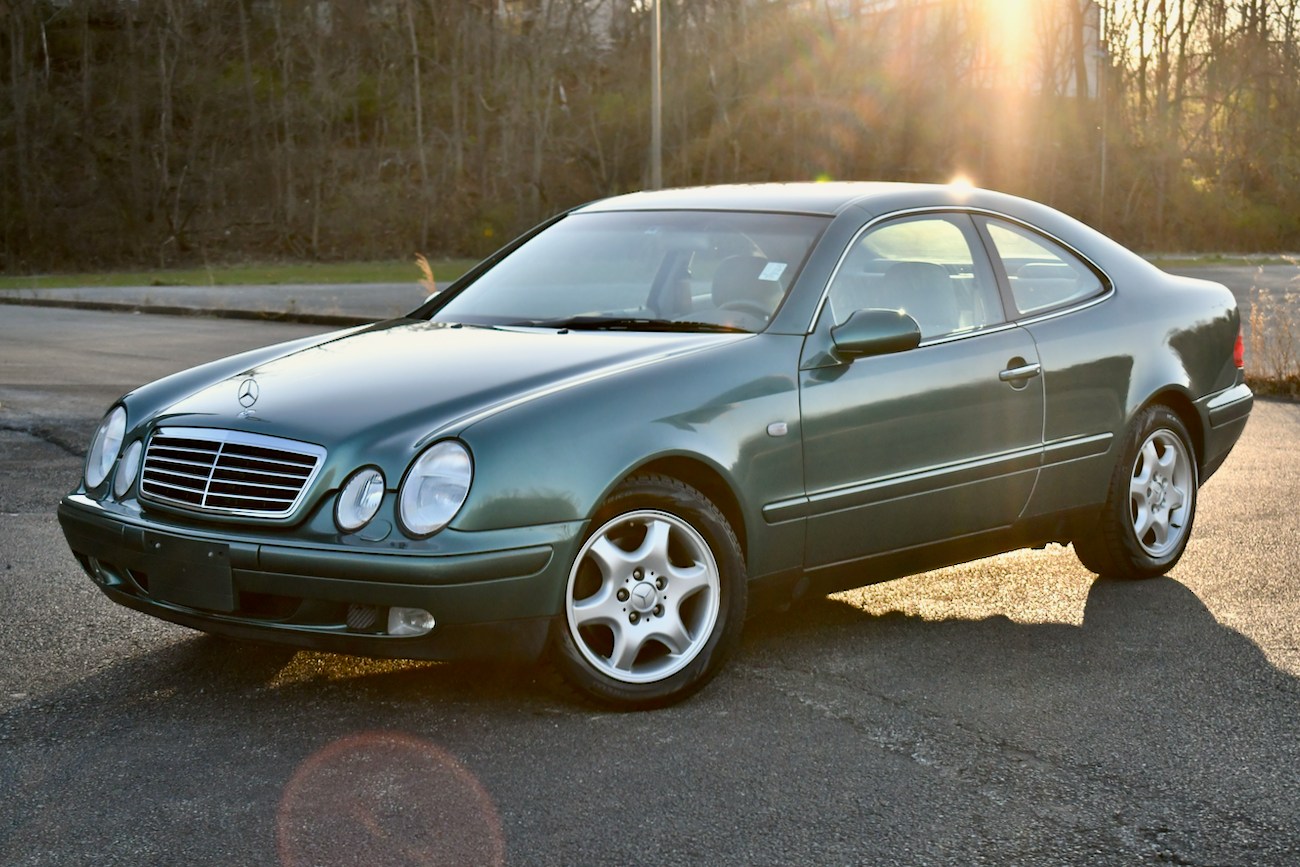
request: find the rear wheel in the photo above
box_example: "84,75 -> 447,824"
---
1074,405 -> 1198,579
552,474 -> 747,709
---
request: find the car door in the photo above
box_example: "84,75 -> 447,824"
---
797,212 -> 1045,569
972,215 -> 1121,517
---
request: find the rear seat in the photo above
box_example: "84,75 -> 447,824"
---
1010,262 -> 1082,312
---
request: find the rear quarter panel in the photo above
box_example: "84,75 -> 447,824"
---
1021,247 -> 1240,519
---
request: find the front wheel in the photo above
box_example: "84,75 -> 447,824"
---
1074,405 -> 1198,579
551,474 -> 747,709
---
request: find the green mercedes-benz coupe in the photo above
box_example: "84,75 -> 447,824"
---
59,183 -> 1253,708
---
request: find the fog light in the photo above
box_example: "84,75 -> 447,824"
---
387,606 -> 435,637
87,557 -> 108,586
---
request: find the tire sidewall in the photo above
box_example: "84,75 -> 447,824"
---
552,475 -> 747,709
1111,406 -> 1199,576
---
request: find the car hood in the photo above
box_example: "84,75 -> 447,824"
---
150,319 -> 742,453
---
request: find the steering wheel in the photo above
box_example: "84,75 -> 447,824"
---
717,300 -> 771,319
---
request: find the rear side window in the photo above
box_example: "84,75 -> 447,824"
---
982,219 -> 1105,316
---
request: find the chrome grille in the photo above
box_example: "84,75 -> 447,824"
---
140,427 -> 326,518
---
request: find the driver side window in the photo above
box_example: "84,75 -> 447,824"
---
826,214 -> 1004,339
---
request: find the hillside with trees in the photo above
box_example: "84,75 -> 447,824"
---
3,0 -> 1298,272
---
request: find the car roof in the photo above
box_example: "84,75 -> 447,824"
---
572,182 -> 1132,274
574,182 -> 1019,217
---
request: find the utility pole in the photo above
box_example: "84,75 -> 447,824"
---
650,0 -> 663,190
1097,0 -> 1108,231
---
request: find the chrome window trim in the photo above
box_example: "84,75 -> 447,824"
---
970,210 -> 1112,285
806,206 -> 1115,334
140,426 -> 327,520
975,213 -> 1115,319
1012,287 -> 1115,326
913,320 -> 1020,348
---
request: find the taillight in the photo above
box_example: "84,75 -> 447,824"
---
1233,326 -> 1245,369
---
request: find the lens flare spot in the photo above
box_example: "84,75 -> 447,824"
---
278,731 -> 506,867
948,173 -> 976,193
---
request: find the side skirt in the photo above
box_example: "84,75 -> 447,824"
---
747,508 -> 1097,609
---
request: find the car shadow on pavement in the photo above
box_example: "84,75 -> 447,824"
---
742,573 -> 1294,741
730,574 -> 1300,862
4,574 -> 1299,864
4,572 -> 1296,731
163,632 -> 561,706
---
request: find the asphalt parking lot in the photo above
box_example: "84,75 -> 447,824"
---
2,306 -> 1299,865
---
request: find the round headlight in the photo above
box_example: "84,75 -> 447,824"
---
398,441 -> 472,537
335,467 -> 386,533
112,439 -> 143,498
85,406 -> 127,490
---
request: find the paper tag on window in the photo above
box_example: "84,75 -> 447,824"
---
758,262 -> 787,281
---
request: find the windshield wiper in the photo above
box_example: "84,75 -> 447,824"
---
525,316 -> 749,334
666,320 -> 751,333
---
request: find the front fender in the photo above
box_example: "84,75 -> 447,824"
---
453,335 -> 808,575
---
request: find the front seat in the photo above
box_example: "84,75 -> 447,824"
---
879,261 -> 959,337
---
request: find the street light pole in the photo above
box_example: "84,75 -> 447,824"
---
650,0 -> 663,190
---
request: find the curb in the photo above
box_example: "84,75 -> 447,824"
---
0,295 -> 376,327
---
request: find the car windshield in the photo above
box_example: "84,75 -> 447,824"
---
427,210 -> 829,333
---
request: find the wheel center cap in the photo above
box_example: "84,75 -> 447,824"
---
630,581 -> 657,613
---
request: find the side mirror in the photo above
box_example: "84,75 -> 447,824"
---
830,309 -> 922,359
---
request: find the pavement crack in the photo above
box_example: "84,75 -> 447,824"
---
0,423 -> 85,458
737,659 -> 1105,811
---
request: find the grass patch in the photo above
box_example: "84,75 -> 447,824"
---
5,253 -> 1299,400
1246,374 -> 1300,400
1248,287 -> 1300,400
0,258 -> 478,291
4,253 -> 1291,289
1147,253 -> 1300,269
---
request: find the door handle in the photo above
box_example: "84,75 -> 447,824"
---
999,362 -> 1042,382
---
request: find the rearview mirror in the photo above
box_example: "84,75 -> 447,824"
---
830,309 -> 922,359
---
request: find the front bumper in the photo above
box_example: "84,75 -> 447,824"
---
58,495 -> 584,662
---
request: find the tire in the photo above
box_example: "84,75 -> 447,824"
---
1074,405 -> 1198,580
551,473 -> 747,709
